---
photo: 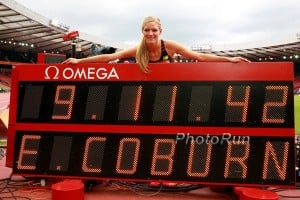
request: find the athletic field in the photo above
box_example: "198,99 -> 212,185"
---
295,95 -> 300,135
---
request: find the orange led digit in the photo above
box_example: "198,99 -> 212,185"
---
17,135 -> 41,170
152,85 -> 178,122
225,85 -> 250,123
52,85 -> 75,120
151,139 -> 176,176
116,138 -> 141,174
168,86 -> 177,122
134,86 -> 143,121
262,141 -> 289,180
118,85 -> 143,121
224,141 -> 250,179
262,86 -> 288,123
187,141 -> 212,177
82,137 -> 106,173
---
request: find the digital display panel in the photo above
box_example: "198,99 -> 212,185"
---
13,131 -> 294,185
6,62 -> 295,187
16,81 -> 293,127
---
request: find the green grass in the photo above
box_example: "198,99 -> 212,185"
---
295,95 -> 300,135
0,139 -> 7,147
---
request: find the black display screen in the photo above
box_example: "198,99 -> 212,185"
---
17,81 -> 294,127
13,131 -> 294,185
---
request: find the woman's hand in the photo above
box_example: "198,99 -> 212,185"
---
62,58 -> 81,64
229,57 -> 251,63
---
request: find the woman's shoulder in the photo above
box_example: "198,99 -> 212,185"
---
162,39 -> 175,45
163,39 -> 185,48
163,39 -> 187,54
162,39 -> 177,50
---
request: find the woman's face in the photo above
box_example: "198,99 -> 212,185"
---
142,21 -> 161,44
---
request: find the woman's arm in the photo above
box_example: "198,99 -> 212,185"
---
164,40 -> 250,62
63,46 -> 137,64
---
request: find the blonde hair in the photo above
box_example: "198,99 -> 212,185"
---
136,16 -> 162,73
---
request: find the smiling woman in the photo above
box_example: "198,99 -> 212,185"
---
62,16 -> 249,72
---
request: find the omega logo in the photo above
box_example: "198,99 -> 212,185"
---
44,65 -> 119,80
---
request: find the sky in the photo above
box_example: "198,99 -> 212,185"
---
15,0 -> 300,48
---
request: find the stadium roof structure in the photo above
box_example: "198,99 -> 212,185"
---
191,35 -> 300,62
0,0 -> 300,63
0,0 -> 130,60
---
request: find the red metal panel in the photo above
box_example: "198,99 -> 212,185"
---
12,124 -> 294,137
13,62 -> 294,81
6,62 -> 295,186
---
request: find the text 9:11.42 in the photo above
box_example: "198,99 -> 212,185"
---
17,81 -> 294,127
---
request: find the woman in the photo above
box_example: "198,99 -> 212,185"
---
63,16 -> 249,73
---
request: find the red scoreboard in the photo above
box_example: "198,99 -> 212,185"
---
6,62 -> 295,187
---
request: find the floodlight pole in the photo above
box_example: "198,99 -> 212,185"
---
71,40 -> 76,58
62,31 -> 79,58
